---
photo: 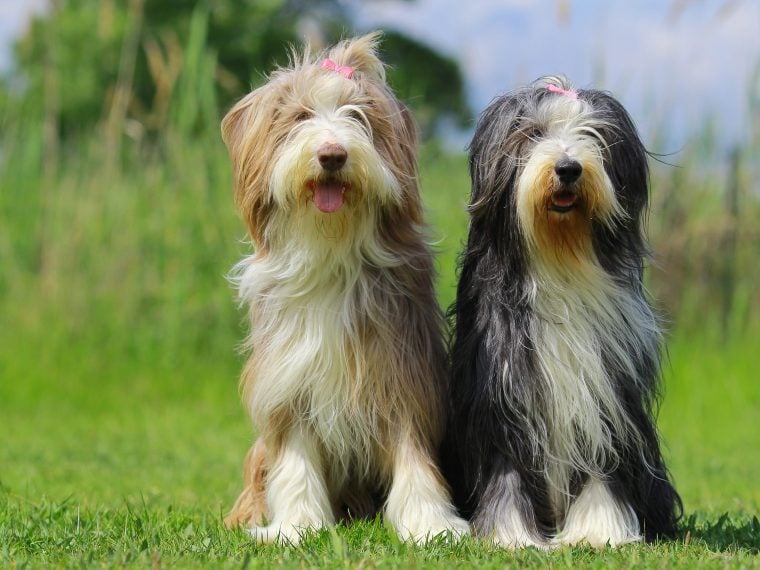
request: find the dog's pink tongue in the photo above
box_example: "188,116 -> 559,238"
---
314,181 -> 344,213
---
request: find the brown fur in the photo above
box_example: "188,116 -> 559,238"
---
225,438 -> 270,527
221,33 -> 457,536
526,162 -> 615,269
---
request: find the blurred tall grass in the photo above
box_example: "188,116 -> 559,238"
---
0,8 -> 241,392
0,5 -> 758,391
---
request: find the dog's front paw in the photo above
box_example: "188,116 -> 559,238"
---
553,480 -> 641,548
552,527 -> 641,549
491,527 -> 551,550
247,521 -> 324,545
392,511 -> 470,544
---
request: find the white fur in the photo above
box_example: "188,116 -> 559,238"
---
385,436 -> 470,542
249,427 -> 334,544
554,479 -> 641,547
491,505 -> 549,550
234,196 -> 402,481
526,258 -> 658,511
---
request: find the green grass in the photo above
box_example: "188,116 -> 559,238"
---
1,19 -> 759,558
1,145 -> 759,567
2,503 -> 758,568
660,332 -> 760,516
2,327 -> 757,567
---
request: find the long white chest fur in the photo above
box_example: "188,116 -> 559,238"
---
524,259 -> 658,510
234,235 -> 400,486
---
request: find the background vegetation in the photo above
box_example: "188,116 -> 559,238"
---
1,1 -> 758,567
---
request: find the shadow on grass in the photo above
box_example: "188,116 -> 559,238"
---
682,513 -> 760,553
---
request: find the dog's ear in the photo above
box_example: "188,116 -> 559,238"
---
221,84 -> 278,245
580,89 -> 649,221
395,101 -> 423,220
395,101 -> 419,184
328,31 -> 386,83
381,99 -> 422,222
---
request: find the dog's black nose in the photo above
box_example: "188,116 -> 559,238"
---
554,158 -> 582,184
317,143 -> 347,171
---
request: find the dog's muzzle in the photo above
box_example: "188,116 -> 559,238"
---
550,157 -> 582,212
308,143 -> 350,213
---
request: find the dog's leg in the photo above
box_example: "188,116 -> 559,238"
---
554,478 -> 640,547
248,426 -> 334,544
472,463 -> 548,549
384,435 -> 470,543
225,437 -> 270,528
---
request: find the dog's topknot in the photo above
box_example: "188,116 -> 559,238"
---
282,32 -> 386,85
324,31 -> 386,83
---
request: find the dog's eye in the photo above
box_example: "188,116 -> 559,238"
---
294,110 -> 312,122
347,109 -> 364,122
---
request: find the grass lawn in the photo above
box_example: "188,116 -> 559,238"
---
1,151 -> 758,567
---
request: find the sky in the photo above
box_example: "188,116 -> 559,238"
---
0,0 -> 44,69
350,0 -> 760,152
1,0 -> 758,153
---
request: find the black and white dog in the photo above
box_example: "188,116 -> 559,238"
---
446,77 -> 681,548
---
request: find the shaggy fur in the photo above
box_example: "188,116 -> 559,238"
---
222,32 -> 468,544
445,76 -> 681,548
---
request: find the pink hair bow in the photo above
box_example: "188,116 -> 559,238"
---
546,84 -> 579,100
322,58 -> 355,79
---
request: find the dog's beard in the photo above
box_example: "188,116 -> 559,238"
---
294,176 -> 355,241
516,146 -> 623,269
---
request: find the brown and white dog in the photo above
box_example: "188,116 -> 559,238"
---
221,33 -> 468,544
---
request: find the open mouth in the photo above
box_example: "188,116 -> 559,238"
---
306,178 -> 351,213
549,189 -> 578,213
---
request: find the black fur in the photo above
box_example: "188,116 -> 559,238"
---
444,77 -> 682,543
